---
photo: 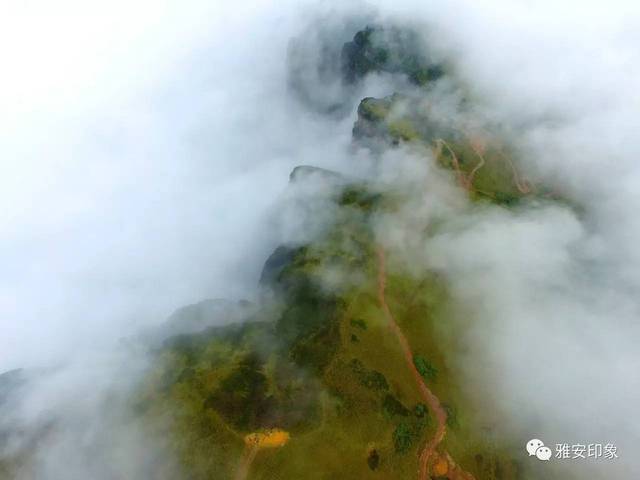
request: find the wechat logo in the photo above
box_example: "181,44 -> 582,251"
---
526,439 -> 552,461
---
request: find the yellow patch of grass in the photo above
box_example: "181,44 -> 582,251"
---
245,429 -> 291,449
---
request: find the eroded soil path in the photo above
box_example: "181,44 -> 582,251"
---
435,137 -> 533,199
435,139 -> 471,190
234,443 -> 259,480
376,247 -> 476,480
467,140 -> 487,187
503,152 -> 532,194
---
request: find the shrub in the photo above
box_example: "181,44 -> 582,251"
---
393,422 -> 416,453
367,449 -> 380,470
382,394 -> 410,418
350,318 -> 367,330
413,355 -> 438,382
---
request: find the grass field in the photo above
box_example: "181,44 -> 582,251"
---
136,188 -> 543,480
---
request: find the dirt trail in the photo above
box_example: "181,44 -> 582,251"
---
376,247 -> 476,480
467,142 -> 487,187
436,137 -> 533,198
435,138 -> 486,192
500,151 -> 532,194
435,139 -> 471,190
234,443 -> 259,480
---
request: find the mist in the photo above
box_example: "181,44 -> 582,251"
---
0,2 -> 356,477
368,1 -> 640,478
0,0 -> 357,370
1,1 -> 640,479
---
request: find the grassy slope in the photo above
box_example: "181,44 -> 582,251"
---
0,115 -> 547,480
137,171 -> 546,480
0,169 -> 547,480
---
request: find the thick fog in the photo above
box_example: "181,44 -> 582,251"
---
0,2 -> 357,478
1,1 -> 639,479
372,1 -> 640,478
0,0 -> 356,370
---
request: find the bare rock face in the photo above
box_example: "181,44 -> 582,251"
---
161,299 -> 256,338
259,246 -> 298,287
352,93 -> 460,150
352,96 -> 396,145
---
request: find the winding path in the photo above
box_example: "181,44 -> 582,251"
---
467,141 -> 487,187
435,139 -> 471,190
499,150 -> 532,194
234,443 -> 259,480
376,247 -> 476,480
435,137 -> 534,198
233,247 -> 479,480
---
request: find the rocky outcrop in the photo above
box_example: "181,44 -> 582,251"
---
341,25 -> 444,85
